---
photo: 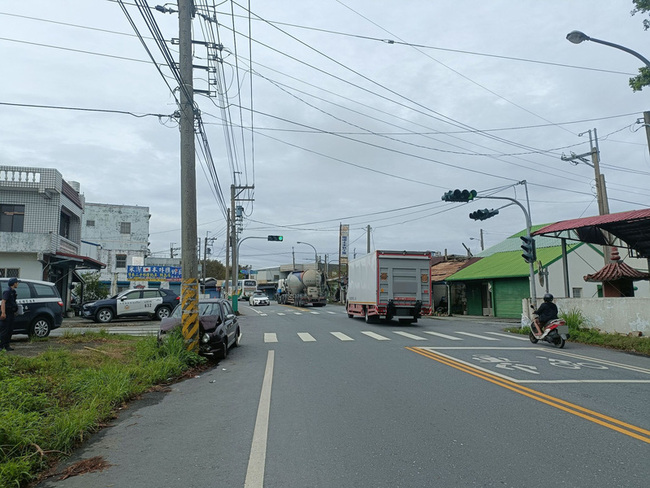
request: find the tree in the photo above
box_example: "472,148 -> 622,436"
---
202,259 -> 226,279
74,272 -> 109,303
630,0 -> 650,91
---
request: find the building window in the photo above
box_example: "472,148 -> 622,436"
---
0,268 -> 20,278
0,204 -> 25,232
60,212 -> 71,239
87,220 -> 95,227
120,222 -> 131,234
116,254 -> 127,269
572,288 -> 582,298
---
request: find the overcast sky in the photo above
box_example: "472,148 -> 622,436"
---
2,1 -> 650,270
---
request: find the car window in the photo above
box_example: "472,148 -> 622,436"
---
171,304 -> 182,318
13,283 -> 32,300
222,301 -> 233,315
142,290 -> 159,299
123,291 -> 141,300
33,283 -> 58,298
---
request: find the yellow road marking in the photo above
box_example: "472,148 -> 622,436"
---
407,347 -> 650,444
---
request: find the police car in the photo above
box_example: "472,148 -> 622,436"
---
82,288 -> 180,323
0,278 -> 64,338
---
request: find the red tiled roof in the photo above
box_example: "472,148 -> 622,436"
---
584,261 -> 650,283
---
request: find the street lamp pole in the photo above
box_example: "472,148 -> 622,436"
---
297,241 -> 318,270
566,30 -> 650,161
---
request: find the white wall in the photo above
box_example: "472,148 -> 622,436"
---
523,297 -> 650,335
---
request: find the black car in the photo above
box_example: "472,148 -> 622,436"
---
0,278 -> 64,338
82,288 -> 180,323
158,299 -> 241,358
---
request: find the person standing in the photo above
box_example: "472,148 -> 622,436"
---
0,278 -> 19,351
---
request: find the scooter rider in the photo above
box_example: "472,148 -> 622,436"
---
532,293 -> 558,337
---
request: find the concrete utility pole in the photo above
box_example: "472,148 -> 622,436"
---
644,111 -> 650,161
230,184 -> 254,312
225,211 -> 230,295
179,0 -> 199,351
561,128 -> 611,263
366,225 -> 371,254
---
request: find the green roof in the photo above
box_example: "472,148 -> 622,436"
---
447,243 -> 582,281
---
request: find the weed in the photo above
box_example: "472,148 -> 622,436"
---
0,333 -> 204,487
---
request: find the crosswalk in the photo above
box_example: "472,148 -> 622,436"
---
261,330 -> 529,344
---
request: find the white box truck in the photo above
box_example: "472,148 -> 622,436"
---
346,250 -> 432,323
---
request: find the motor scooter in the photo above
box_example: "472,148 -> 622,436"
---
528,310 -> 569,348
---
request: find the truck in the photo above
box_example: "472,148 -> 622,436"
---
346,250 -> 432,323
277,269 -> 327,307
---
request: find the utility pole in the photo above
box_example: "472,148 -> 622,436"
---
225,211 -> 230,296
561,128 -> 611,263
178,0 -> 199,351
643,111 -> 650,161
479,229 -> 484,251
230,184 -> 254,312
366,225 -> 371,254
169,243 -> 181,258
202,232 -> 217,294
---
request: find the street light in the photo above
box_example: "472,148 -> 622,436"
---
566,30 -> 650,160
566,30 -> 650,67
296,241 -> 318,269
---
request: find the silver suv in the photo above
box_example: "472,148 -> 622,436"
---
0,278 -> 64,338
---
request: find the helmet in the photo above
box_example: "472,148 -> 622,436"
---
543,293 -> 554,302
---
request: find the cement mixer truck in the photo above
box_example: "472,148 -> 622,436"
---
277,269 -> 327,307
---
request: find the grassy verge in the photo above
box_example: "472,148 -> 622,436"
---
0,330 -> 206,487
506,308 -> 650,356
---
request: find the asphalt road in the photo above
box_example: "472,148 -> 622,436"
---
38,303 -> 650,487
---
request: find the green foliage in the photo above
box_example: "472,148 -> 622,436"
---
74,272 -> 109,303
203,259 -> 226,280
629,66 -> 650,91
0,334 -> 204,486
631,0 -> 650,30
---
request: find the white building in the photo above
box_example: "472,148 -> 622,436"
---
0,165 -> 104,310
81,203 -> 150,295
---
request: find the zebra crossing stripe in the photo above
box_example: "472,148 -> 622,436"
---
264,333 -> 278,343
361,331 -> 391,341
294,312 -> 303,315
423,331 -> 463,341
392,331 -> 427,340
455,331 -> 500,341
331,332 -> 354,341
298,332 -> 316,342
327,311 -> 337,314
277,313 -> 286,316
486,332 -> 530,341
310,311 -> 320,315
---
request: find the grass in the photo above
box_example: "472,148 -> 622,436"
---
0,330 -> 206,487
506,307 -> 650,356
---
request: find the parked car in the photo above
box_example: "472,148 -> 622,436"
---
82,288 -> 180,323
249,291 -> 270,306
0,278 -> 64,338
158,298 -> 241,358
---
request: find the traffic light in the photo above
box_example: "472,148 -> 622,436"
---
267,235 -> 283,241
469,208 -> 499,221
520,235 -> 536,263
441,189 -> 477,202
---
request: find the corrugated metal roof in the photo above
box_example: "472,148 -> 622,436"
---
431,258 -> 479,282
534,209 -> 650,233
534,209 -> 650,258
447,246 -> 573,281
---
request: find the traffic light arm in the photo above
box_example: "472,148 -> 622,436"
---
473,194 -> 537,308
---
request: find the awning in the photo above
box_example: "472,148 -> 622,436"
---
533,209 -> 650,258
48,252 -> 106,270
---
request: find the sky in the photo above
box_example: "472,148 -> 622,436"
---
2,1 -> 650,271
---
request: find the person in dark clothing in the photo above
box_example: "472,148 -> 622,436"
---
532,293 -> 558,336
0,278 -> 19,351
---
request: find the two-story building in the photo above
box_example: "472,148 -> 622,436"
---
80,203 -> 151,295
0,165 -> 104,310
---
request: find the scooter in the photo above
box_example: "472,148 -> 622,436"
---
528,316 -> 570,348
